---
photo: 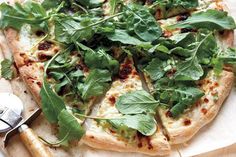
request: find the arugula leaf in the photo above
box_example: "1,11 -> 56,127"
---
174,33 -> 215,81
144,58 -> 169,81
54,17 -> 95,43
154,81 -> 204,118
76,43 -> 119,73
216,47 -> 236,63
213,47 -> 236,74
125,4 -> 162,42
116,90 -> 159,114
106,29 -> 150,46
54,12 -> 122,43
170,32 -> 195,48
151,0 -> 198,19
42,0 -> 103,10
169,87 -> 204,117
58,109 -> 85,146
0,59 -> 14,80
0,2 -> 49,31
109,0 -> 121,15
42,0 -> 63,10
108,114 -> 157,136
168,9 -> 236,30
40,79 -> 66,123
79,69 -> 111,101
174,57 -> 204,81
77,0 -> 104,8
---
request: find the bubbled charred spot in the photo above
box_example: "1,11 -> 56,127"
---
119,59 -> 133,80
136,132 -> 153,149
108,95 -> 116,106
38,41 -> 53,51
176,13 -> 190,21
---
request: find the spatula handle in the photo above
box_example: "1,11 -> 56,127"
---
19,125 -> 52,157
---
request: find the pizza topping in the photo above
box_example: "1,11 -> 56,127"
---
183,119 -> 191,126
37,53 -> 52,61
201,108 -> 207,115
150,0 -> 199,19
167,9 -> 236,31
204,98 -> 209,103
108,95 -> 116,106
1,0 -> 236,146
38,41 -> 53,51
176,13 -> 190,21
119,64 -> 132,79
35,30 -> 46,37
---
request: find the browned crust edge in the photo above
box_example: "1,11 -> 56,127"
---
166,71 -> 234,144
82,130 -> 171,156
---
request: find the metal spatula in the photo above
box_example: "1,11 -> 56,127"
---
0,93 -> 52,157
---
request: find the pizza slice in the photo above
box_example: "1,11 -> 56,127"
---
83,57 -> 170,156
139,0 -> 236,144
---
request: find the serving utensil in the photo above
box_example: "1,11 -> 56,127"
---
0,93 -> 52,157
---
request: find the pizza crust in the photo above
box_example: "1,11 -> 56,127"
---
82,58 -> 171,156
4,28 -> 26,67
83,129 -> 170,156
158,70 -> 234,144
18,63 -> 44,104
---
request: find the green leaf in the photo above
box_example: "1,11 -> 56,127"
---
116,90 -> 159,114
79,69 -> 111,100
170,32 -> 195,48
154,82 -> 204,118
108,114 -> 157,136
76,43 -> 119,73
106,29 -> 150,45
174,33 -> 215,81
144,58 -> 169,81
40,79 -> 66,123
168,9 -> 236,30
174,57 -> 204,81
42,0 -> 62,10
77,0 -> 104,8
217,47 -> 236,64
152,0 -> 199,19
0,59 -> 13,80
125,4 -> 162,42
109,0 -> 121,15
213,47 -> 236,74
58,109 -> 85,146
0,2 -> 49,31
54,17 -> 95,43
170,87 -> 204,117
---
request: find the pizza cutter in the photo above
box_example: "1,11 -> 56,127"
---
0,93 -> 52,157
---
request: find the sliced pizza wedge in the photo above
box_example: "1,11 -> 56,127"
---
139,0 -> 236,144
144,70 -> 234,144
83,57 -> 171,156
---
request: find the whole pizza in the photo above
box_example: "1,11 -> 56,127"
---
0,0 -> 236,156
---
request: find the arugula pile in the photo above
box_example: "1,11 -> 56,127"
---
0,0 -> 236,144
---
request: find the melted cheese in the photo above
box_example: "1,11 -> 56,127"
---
85,58 -> 142,134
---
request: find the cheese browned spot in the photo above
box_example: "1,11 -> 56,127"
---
38,41 -> 53,51
183,119 -> 192,126
201,108 -> 208,115
119,59 -> 133,80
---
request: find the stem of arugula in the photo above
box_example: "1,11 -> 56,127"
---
74,113 -> 124,120
39,132 -> 70,147
74,12 -> 124,31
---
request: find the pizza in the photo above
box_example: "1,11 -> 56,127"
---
0,0 -> 236,156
